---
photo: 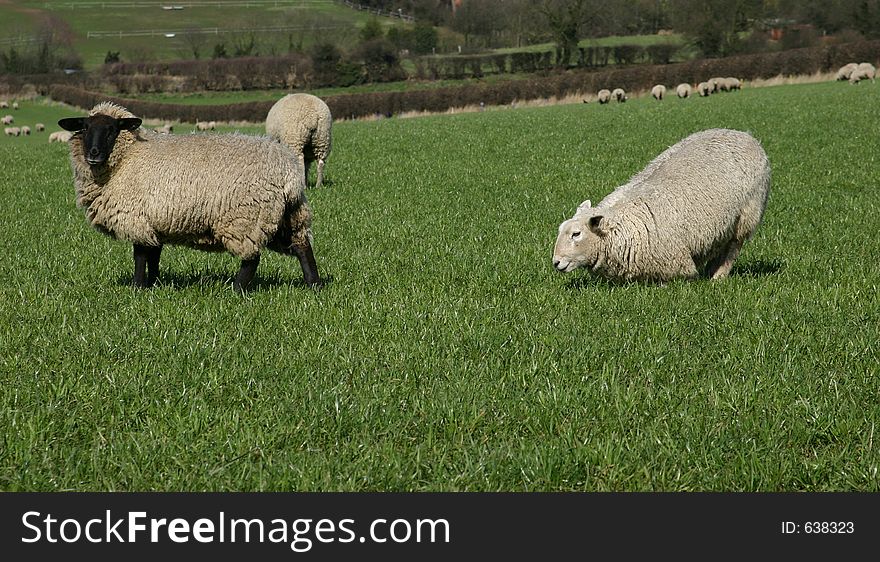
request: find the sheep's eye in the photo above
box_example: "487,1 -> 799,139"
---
571,231 -> 582,240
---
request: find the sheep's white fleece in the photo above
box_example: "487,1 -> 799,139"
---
553,128 -> 770,282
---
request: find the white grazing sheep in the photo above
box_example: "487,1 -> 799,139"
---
0,101 -> 8,109
726,77 -> 742,91
849,62 -> 876,84
265,93 -> 333,189
1,115 -> 13,125
651,84 -> 666,101
697,82 -> 712,96
195,121 -> 215,131
597,89 -> 611,104
35,123 -> 45,132
12,101 -> 19,110
153,123 -> 174,134
552,128 -> 770,282
5,127 -> 20,136
836,62 -> 858,81
48,130 -> 73,143
58,101 -> 320,291
676,83 -> 692,98
715,78 -> 731,92
20,126 -> 30,135
611,88 -> 627,102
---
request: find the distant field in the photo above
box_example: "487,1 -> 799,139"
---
0,0 -> 408,68
1,80 -> 879,491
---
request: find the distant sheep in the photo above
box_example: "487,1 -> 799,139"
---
0,101 -> 7,109
552,128 -> 770,282
676,83 -> 692,98
697,82 -> 712,96
20,126 -> 30,135
597,89 -> 611,104
651,84 -> 666,101
726,77 -> 742,91
611,88 -> 627,102
5,127 -> 20,136
12,102 -> 19,110
836,62 -> 858,81
48,130 -> 73,143
35,123 -> 45,132
153,123 -> 174,134
58,101 -> 319,292
849,62 -> 876,84
266,93 -> 333,189
1,115 -> 13,125
195,121 -> 215,131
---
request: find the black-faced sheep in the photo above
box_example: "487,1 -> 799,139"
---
553,129 -> 770,282
651,85 -> 666,101
58,102 -> 320,292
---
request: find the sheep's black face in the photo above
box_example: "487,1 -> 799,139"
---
58,114 -> 142,167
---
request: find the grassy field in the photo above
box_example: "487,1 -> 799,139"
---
1,80 -> 879,491
1,0 -> 407,68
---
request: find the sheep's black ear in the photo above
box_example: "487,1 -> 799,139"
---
588,215 -> 606,235
58,117 -> 87,132
118,118 -> 142,131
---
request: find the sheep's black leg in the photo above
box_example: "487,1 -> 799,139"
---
234,255 -> 260,292
146,245 -> 162,287
132,244 -> 149,288
293,240 -> 320,288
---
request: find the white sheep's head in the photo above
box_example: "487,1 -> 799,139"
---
552,200 -> 614,274
58,113 -> 142,166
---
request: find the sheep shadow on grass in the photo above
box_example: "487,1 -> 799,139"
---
115,269 -> 332,292
562,258 -> 783,290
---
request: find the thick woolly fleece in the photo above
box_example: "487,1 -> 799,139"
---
265,93 -> 333,188
68,102 -> 312,260
553,128 -> 771,282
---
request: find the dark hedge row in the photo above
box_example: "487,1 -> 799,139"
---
46,40 -> 880,123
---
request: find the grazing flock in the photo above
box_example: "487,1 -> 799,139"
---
8,60 -> 875,289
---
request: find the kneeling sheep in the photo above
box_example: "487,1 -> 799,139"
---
553,129 -> 770,282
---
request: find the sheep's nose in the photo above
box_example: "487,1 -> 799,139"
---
553,259 -> 560,269
89,147 -> 100,156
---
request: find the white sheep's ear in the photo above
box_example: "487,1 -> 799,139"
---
575,200 -> 592,214
588,215 -> 609,236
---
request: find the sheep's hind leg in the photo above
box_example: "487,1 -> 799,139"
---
146,245 -> 162,287
292,239 -> 320,288
315,159 -> 325,189
706,239 -> 744,280
233,255 -> 260,292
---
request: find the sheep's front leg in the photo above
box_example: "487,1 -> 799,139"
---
133,245 -> 163,288
234,255 -> 260,292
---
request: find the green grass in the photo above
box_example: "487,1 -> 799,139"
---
1,80 -> 879,491
1,0 -> 409,69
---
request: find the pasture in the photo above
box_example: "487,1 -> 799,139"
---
0,80 -> 878,490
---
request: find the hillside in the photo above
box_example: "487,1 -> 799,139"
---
0,0 -> 411,69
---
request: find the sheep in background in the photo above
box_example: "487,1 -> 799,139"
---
552,128 -> 770,282
266,93 -> 333,189
697,82 -> 712,96
2,115 -> 13,125
676,83 -> 692,98
651,85 -> 666,101
5,127 -> 20,136
48,130 -> 73,143
20,126 -> 30,135
849,62 -> 876,84
12,102 -> 19,110
726,77 -> 742,91
836,63 -> 858,81
611,88 -> 628,102
35,123 -> 45,132
597,89 -> 611,104
0,101 -> 8,109
195,121 -> 215,131
154,123 -> 174,134
58,101 -> 320,292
